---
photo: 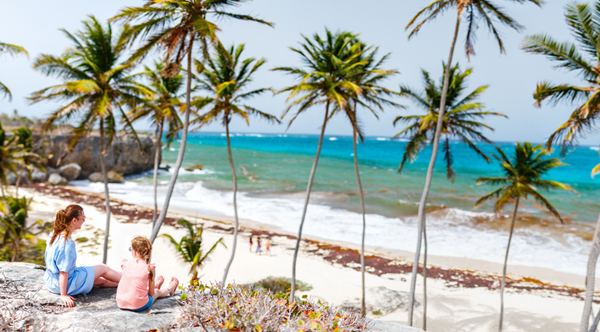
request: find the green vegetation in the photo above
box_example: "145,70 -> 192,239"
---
252,276 -> 313,294
179,282 -> 367,331
0,195 -> 47,263
0,42 -> 28,101
160,219 -> 225,280
474,142 -> 576,331
0,110 -> 37,128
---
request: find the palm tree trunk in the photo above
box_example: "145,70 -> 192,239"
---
290,103 -> 330,302
152,120 -> 164,228
15,168 -> 23,198
589,303 -> 600,332
407,10 -> 462,327
499,197 -> 520,332
221,119 -> 240,288
353,128 -> 367,318
149,36 -> 194,243
423,219 -> 428,331
581,213 -> 600,332
99,119 -> 112,265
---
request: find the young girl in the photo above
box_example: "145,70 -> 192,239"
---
44,204 -> 122,307
116,236 -> 179,312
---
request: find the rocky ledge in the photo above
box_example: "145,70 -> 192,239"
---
0,262 -> 422,332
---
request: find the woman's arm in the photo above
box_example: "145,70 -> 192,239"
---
59,272 -> 75,307
148,267 -> 155,297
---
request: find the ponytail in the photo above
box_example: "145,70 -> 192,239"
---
50,205 -> 83,245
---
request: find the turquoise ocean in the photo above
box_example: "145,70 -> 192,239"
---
74,133 -> 600,276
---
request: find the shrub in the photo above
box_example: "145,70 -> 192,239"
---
178,282 -> 370,332
253,276 -> 312,294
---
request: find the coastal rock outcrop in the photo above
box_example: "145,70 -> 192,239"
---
32,167 -> 48,182
88,171 -> 124,183
58,163 -> 81,181
36,132 -> 157,178
0,262 -> 181,332
48,173 -> 69,186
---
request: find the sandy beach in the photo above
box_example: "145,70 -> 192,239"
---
22,183 -> 593,332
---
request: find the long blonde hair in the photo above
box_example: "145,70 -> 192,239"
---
131,236 -> 152,263
50,205 -> 83,245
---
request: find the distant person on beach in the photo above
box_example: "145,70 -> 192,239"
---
44,205 -> 122,307
116,236 -> 179,312
265,237 -> 271,256
256,236 -> 262,255
249,236 -> 253,252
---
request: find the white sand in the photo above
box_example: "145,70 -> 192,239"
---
23,187 -> 591,332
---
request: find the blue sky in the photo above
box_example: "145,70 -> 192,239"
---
0,0 -> 598,146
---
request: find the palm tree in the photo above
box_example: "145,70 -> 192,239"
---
395,62 -> 506,327
190,43 -> 280,288
474,142 -> 576,332
273,29 -> 366,301
404,0 -> 543,326
111,0 -> 273,245
12,127 -> 45,198
0,123 -> 24,197
160,219 -> 225,280
521,3 -> 600,330
0,42 -> 28,100
30,16 -> 150,264
396,63 -> 507,179
129,61 -> 184,227
342,41 -> 400,317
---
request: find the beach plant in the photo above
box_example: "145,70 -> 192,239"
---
404,0 -> 543,328
178,282 -> 370,331
128,61 -> 184,227
0,195 -> 43,262
473,142 -> 576,332
273,29 -> 368,302
252,276 -> 313,294
111,0 -> 273,245
0,42 -> 28,101
190,42 -> 279,288
29,16 -> 150,264
159,219 -> 225,280
520,2 -> 600,330
342,40 -> 400,317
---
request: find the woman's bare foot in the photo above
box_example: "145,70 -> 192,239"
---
168,277 -> 179,296
156,275 -> 165,289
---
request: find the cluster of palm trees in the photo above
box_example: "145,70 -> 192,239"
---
2,0 -> 600,331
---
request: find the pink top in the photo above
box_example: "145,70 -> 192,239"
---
116,259 -> 154,309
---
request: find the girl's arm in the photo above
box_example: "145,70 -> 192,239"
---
148,267 -> 155,297
59,272 -> 75,307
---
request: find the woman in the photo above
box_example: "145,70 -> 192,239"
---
44,204 -> 122,307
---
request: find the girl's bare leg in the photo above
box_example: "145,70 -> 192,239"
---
94,277 -> 119,287
94,264 -> 122,285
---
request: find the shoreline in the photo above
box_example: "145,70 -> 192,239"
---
23,182 -> 598,299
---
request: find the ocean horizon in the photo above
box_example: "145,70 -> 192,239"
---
73,132 -> 600,276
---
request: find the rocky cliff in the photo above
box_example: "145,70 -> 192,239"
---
36,132 -> 159,178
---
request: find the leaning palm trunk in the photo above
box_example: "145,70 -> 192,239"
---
290,105 -> 330,302
152,121 -> 164,227
499,197 -> 520,332
581,213 -> 600,332
407,11 -> 462,326
150,37 -> 194,243
589,293 -> 600,332
99,120 -> 112,265
353,128 -> 367,317
423,219 -> 428,330
15,168 -> 24,198
221,120 -> 240,288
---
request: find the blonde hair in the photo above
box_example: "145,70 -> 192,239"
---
131,236 -> 152,263
50,205 -> 83,245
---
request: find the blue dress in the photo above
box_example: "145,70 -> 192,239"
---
44,232 -> 95,296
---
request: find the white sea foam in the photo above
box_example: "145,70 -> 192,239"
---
329,137 -> 337,141
591,146 -> 600,152
376,137 -> 387,141
73,180 -> 596,276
